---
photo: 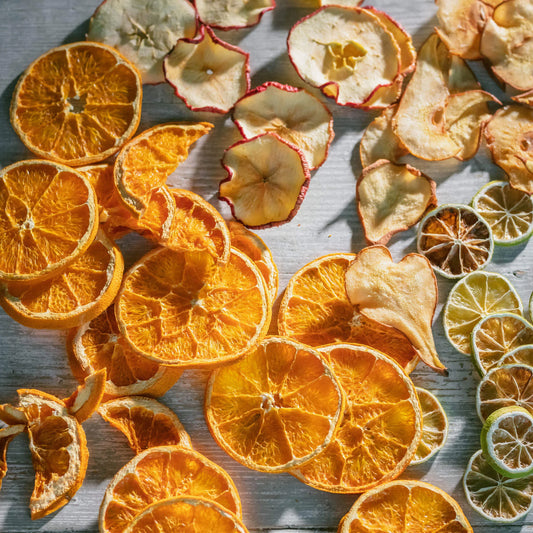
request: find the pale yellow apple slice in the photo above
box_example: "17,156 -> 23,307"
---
448,54 -> 481,92
345,246 -> 447,375
195,0 -> 275,29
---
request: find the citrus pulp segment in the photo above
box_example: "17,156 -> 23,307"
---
205,336 -> 345,473
292,343 -> 422,493
500,345 -> 533,367
63,369 -> 107,423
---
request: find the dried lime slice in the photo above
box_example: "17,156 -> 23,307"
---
443,271 -> 523,354
500,344 -> 533,367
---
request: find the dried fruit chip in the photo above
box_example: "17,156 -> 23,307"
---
219,133 -> 310,229
63,369 -> 107,423
287,6 -> 401,107
232,82 -> 334,170
88,0 -> 197,84
500,344 -> 533,367
11,42 -> 142,166
164,26 -> 250,114
292,343 -> 422,493
0,404 -> 27,426
195,0 -> 274,29
357,160 -> 437,245
345,246 -> 446,375
0,425 -> 25,491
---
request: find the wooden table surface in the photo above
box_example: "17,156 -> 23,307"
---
1,0 -> 532,531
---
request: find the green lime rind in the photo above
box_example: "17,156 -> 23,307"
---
481,406 -> 533,479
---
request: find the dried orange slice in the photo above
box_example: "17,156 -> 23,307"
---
11,42 -> 142,166
277,253 -> 419,372
205,336 -> 345,473
63,369 -> 107,423
114,122 -> 213,217
99,445 -> 242,532
196,0 -> 275,29
0,404 -> 27,426
0,425 -> 25,490
116,247 -> 270,367
417,204 -> 494,279
124,496 -> 249,533
98,396 -> 192,454
339,479 -> 473,532
17,389 -> 89,519
292,343 -> 422,493
0,229 -> 123,329
0,160 -> 99,283
67,305 -> 182,398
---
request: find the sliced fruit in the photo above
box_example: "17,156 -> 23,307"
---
114,122 -> 213,217
87,0 -> 197,84
357,160 -> 437,245
228,221 -> 278,304
320,0 -> 363,4
477,364 -> 533,422
164,26 -> 250,114
116,247 -> 270,367
448,53 -> 481,92
339,480 -> 472,532
481,406 -> 533,478
99,445 -> 242,532
361,76 -> 404,110
464,449 -> 533,522
471,312 -> 533,374
485,105 -> 533,194
98,396 -> 192,454
417,204 -> 494,279
219,133 -> 310,229
0,229 -> 123,329
292,343 -> 422,493
11,42 -> 142,166
345,246 -> 446,375
63,369 -> 107,423
123,496 -> 249,533
205,336 -> 345,473
0,425 -> 25,491
0,160 -> 98,283
0,404 -> 27,426
232,81 -> 334,170
411,387 -> 448,465
287,6 -> 401,108
277,253 -> 419,372
195,0 -> 274,29
513,89 -> 533,107
67,305 -> 183,398
500,344 -> 533,367
17,389 -> 89,519
443,271 -> 523,354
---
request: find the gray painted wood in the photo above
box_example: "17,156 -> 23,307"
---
0,0 -> 532,531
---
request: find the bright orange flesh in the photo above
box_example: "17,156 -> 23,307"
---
292,343 -> 422,493
99,445 -> 242,533
63,369 -> 107,423
205,336 -> 345,472
0,425 -> 25,490
11,42 -> 142,166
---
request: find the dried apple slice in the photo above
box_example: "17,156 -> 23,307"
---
481,0 -> 533,92
195,0 -> 275,30
87,0 -> 197,84
485,105 -> 533,194
448,54 -> 481,93
345,246 -> 446,375
219,133 -> 310,229
287,6 -> 401,108
164,26 -> 250,114
232,82 -> 334,170
357,161 -> 437,245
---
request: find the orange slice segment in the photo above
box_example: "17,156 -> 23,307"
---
114,122 -> 213,217
98,396 -> 192,454
11,42 -> 142,166
63,369 -> 107,423
0,425 -> 25,491
67,305 -> 182,398
116,247 -> 270,367
17,389 -> 89,519
0,160 -> 98,283
0,229 -> 123,329
205,336 -> 345,473
277,253 -> 419,372
292,343 -> 422,493
99,445 -> 242,532
0,404 -> 27,426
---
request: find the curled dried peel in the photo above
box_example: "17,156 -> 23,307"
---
345,246 -> 446,375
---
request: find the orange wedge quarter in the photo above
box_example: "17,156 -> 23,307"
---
67,305 -> 182,398
116,247 -> 270,367
205,336 -> 345,472
98,396 -> 192,454
0,229 -> 123,329
0,160 -> 98,283
17,389 -> 89,519
99,445 -> 242,533
292,343 -> 422,493
63,369 -> 107,423
0,425 -> 25,490
11,42 -> 142,166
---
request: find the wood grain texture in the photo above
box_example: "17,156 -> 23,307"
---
0,0 -> 532,531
